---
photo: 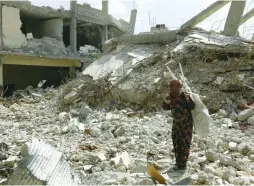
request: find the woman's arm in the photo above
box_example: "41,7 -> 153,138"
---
162,96 -> 171,110
185,94 -> 195,110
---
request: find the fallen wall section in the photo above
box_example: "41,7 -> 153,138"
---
2,5 -> 27,48
119,31 -> 177,44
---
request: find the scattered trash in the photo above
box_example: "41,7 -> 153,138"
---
79,145 -> 97,151
147,163 -> 167,185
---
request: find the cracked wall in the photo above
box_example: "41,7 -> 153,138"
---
2,6 -> 27,49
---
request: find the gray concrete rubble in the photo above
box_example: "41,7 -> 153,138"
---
0,29 -> 253,185
7,138 -> 74,185
119,31 -> 177,44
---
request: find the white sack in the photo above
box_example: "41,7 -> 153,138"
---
190,93 -> 212,138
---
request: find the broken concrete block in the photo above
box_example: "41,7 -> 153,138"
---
104,179 -> 118,185
247,115 -> 254,126
130,165 -> 146,173
7,138 -> 74,185
228,142 -> 238,151
83,165 -> 93,172
26,33 -> 33,40
58,112 -> 69,122
214,77 -> 224,85
103,38 -> 118,53
218,109 -> 228,117
114,126 -> 125,137
63,90 -> 79,104
4,156 -> 19,167
115,165 -> 127,172
223,168 -> 236,180
238,109 -> 254,121
111,151 -> 131,169
79,104 -> 91,122
219,155 -> 233,166
0,142 -> 8,161
97,152 -> 107,161
20,144 -> 29,157
237,142 -> 250,155
230,112 -> 238,121
67,118 -> 79,133
203,165 -> 216,175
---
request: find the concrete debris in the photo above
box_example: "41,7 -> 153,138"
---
7,138 -> 74,185
78,104 -> 91,122
238,109 -> 254,121
0,142 -> 8,161
83,44 -> 155,80
79,45 -> 100,56
247,115 -> 254,126
0,29 -> 253,185
103,38 -> 118,53
205,150 -> 217,162
24,37 -> 72,57
26,33 -> 33,40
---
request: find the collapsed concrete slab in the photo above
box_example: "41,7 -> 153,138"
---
83,44 -> 155,80
119,31 -> 177,44
7,138 -> 74,185
173,31 -> 250,54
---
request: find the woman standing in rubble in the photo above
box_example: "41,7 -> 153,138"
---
162,80 -> 195,170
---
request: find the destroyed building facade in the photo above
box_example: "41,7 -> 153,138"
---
0,0 -> 137,96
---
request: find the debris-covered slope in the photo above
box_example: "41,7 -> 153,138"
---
0,30 -> 254,185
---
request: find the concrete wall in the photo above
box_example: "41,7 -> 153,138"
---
2,6 -> 27,48
39,19 -> 63,40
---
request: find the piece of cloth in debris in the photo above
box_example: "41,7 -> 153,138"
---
162,92 -> 195,168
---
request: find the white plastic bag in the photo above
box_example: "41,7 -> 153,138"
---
190,93 -> 212,138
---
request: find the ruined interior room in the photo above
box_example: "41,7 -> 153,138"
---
3,65 -> 69,96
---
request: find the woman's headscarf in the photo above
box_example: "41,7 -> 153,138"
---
170,80 -> 182,88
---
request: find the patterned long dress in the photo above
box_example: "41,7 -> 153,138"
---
162,92 -> 195,168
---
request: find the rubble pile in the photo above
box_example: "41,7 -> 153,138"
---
58,74 -> 111,111
0,90 -> 253,185
24,37 -> 73,57
4,36 -> 101,59
0,30 -> 253,185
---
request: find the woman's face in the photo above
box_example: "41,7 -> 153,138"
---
170,84 -> 180,95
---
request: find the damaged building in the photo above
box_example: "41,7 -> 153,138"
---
0,0 -> 137,96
